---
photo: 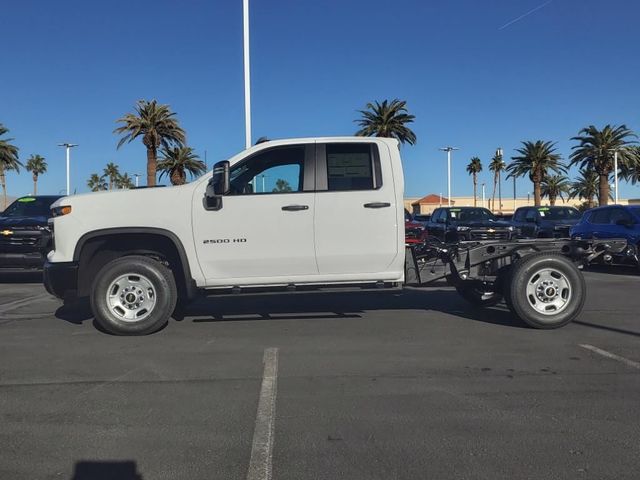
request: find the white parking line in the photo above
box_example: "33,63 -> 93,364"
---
0,293 -> 51,315
579,344 -> 640,370
246,347 -> 279,480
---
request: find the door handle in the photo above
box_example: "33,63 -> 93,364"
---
364,202 -> 391,209
282,204 -> 309,211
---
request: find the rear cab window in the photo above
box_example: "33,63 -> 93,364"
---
316,143 -> 382,191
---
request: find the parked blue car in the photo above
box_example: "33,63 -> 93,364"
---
512,206 -> 581,238
570,205 -> 640,267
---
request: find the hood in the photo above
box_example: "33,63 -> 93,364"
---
450,219 -> 512,228
0,215 -> 49,228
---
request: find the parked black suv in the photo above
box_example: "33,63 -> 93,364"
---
0,195 -> 62,269
427,207 -> 515,242
511,206 -> 581,238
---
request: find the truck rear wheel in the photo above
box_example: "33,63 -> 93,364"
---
506,252 -> 585,329
90,255 -> 177,335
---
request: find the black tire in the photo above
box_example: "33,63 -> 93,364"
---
90,255 -> 178,335
506,252 -> 585,329
455,283 -> 503,307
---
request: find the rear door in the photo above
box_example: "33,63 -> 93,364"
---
313,142 -> 399,276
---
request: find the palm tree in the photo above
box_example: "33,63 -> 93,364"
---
541,174 -> 571,206
569,124 -> 637,206
157,146 -> 206,185
116,173 -> 135,189
619,145 -> 640,185
272,178 -> 292,193
488,153 -> 506,212
506,140 -> 564,207
114,99 -> 186,187
25,154 -> 47,195
355,99 -> 417,145
0,124 -> 21,209
87,173 -> 107,192
465,157 -> 482,207
569,168 -> 599,209
103,162 -> 120,190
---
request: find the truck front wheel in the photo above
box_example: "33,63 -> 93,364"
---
90,255 -> 178,335
506,252 -> 585,329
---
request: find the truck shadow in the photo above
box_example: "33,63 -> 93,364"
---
54,289 -> 526,330
185,288 -> 526,329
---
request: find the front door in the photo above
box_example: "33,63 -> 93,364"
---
192,144 -> 317,285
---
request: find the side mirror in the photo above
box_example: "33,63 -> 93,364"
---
204,160 -> 230,211
526,217 -> 536,223
436,218 -> 445,224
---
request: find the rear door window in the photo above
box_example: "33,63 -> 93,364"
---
319,143 -> 381,191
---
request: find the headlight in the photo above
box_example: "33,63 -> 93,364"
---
456,226 -> 471,232
51,205 -> 72,217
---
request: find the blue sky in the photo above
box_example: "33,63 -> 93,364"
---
1,0 -> 639,199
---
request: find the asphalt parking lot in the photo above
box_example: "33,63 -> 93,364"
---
1,268 -> 639,480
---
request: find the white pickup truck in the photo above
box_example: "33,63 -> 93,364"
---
44,137 -> 625,335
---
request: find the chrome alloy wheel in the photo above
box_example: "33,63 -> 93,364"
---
525,268 -> 572,316
106,274 -> 157,322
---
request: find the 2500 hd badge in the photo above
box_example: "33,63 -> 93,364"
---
203,238 -> 247,244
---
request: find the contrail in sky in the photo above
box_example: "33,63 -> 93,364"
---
499,0 -> 554,30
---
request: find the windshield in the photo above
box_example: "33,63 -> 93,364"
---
450,208 -> 496,222
1,197 -> 57,217
537,207 -> 581,221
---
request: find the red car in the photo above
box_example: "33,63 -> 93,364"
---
405,210 -> 428,245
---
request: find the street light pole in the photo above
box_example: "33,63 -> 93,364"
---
58,143 -> 78,195
133,174 -> 141,188
243,0 -> 252,149
481,183 -> 486,208
614,150 -> 619,204
439,146 -> 459,207
496,148 -> 503,212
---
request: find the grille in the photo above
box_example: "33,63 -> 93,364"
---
469,229 -> 510,241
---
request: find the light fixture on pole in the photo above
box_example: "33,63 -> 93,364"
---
57,143 -> 78,195
243,0 -> 252,149
439,146 -> 459,207
133,173 -> 141,188
608,148 -> 622,204
496,147 -> 503,212
481,183 -> 486,209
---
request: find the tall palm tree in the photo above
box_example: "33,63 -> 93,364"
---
25,154 -> 47,195
541,174 -> 571,206
489,153 -> 506,212
157,146 -> 206,185
569,124 -> 637,206
116,173 -> 135,189
619,145 -> 640,185
355,99 -> 417,145
0,124 -> 21,209
87,173 -> 107,192
506,140 -> 564,207
569,168 -> 599,209
103,162 -> 120,190
114,99 -> 186,187
465,157 -> 482,207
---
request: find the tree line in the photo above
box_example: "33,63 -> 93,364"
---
2,97 -> 638,206
351,99 -> 639,209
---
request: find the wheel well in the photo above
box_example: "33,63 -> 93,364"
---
76,232 -> 196,300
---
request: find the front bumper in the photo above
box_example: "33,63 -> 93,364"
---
0,252 -> 45,269
43,261 -> 78,299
